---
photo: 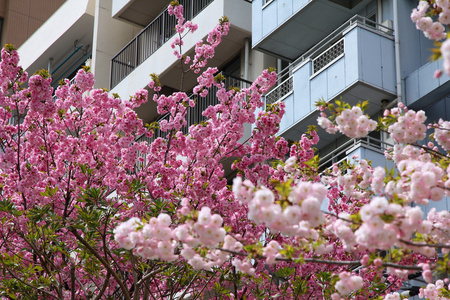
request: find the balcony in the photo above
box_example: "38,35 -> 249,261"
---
252,0 -> 374,60
405,59 -> 450,109
18,0 -> 95,83
318,136 -> 393,171
263,16 -> 396,148
110,0 -> 251,98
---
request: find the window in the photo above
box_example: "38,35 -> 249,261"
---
367,12 -> 377,28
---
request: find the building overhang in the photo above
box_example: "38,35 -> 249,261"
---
18,0 -> 95,82
254,0 -> 373,61
112,0 -> 168,27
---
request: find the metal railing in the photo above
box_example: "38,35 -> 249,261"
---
264,15 -> 394,105
318,136 -> 392,171
265,75 -> 293,105
110,0 -> 215,88
312,39 -> 344,75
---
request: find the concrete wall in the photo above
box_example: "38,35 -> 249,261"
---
1,0 -> 65,48
91,0 -> 142,89
111,0 -> 132,17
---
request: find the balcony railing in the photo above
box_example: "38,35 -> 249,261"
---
110,0 -> 215,89
265,75 -> 293,106
318,136 -> 392,171
264,15 -> 394,105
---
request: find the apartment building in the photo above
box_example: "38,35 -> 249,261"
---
252,0 -> 449,200
17,0 -> 272,120
253,0 -> 449,297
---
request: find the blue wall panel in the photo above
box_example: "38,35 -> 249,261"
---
404,59 -> 450,106
418,61 -> 440,99
327,58 -> 346,99
344,29 -> 359,86
277,0 -> 293,23
293,0 -> 309,13
380,37 -> 396,93
252,0 -> 263,46
279,93 -> 294,132
262,1 -> 278,37
293,62 -> 311,120
405,71 -> 419,106
347,147 -> 394,169
310,70 -> 328,106
360,29 -> 383,88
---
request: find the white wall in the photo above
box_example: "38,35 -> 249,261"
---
91,0 -> 142,89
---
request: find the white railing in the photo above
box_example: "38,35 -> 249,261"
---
265,75 -> 293,105
318,136 -> 392,171
312,39 -> 344,75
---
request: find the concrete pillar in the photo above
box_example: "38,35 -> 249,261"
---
91,0 -> 142,90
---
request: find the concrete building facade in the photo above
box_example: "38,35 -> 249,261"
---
0,0 -> 65,48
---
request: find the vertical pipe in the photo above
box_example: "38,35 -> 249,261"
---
377,0 -> 382,23
244,38 -> 250,80
393,0 -> 403,103
48,58 -> 53,74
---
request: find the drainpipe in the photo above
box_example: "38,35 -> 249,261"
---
393,0 -> 403,104
377,0 -> 382,24
48,58 -> 53,74
244,38 -> 250,80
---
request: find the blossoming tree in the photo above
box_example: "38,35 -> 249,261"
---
0,1 -> 448,299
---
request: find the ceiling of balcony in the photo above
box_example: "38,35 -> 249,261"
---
113,0 -> 169,27
18,0 -> 95,85
254,0 -> 373,61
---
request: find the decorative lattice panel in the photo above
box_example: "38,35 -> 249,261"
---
312,39 -> 344,75
265,77 -> 293,105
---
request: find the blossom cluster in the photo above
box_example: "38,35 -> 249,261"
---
411,0 -> 450,74
411,1 -> 446,41
419,279 -> 450,299
381,144 -> 446,205
190,18 -> 230,73
433,119 -> 450,151
114,206 -> 232,270
233,178 -> 326,236
317,106 -> 377,138
333,271 -> 364,296
384,104 -> 427,144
